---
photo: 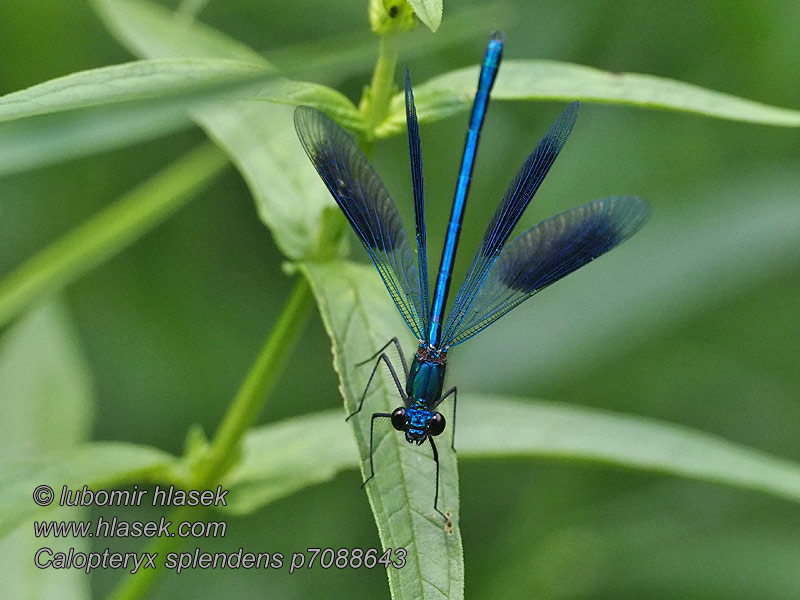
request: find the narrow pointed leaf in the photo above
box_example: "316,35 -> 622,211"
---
223,409 -> 358,514
0,55 -> 360,176
223,396 -> 800,515
378,59 -> 800,136
0,58 -> 264,124
0,57 -> 259,176
300,261 -> 464,600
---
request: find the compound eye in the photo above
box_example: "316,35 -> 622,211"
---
428,412 -> 446,436
390,407 -> 406,432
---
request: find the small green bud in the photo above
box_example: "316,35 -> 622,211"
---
369,0 -> 416,35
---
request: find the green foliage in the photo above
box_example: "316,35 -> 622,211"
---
0,59 -> 267,176
95,0 -> 262,61
377,60 -> 800,136
94,0 -> 358,260
0,441 -> 177,539
478,173 -> 800,390
405,0 -> 443,32
302,261 -> 463,599
0,59 -> 264,123
225,392 -> 800,513
0,0 -> 799,598
0,303 -> 95,598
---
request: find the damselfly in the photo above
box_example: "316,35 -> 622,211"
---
295,31 -> 650,519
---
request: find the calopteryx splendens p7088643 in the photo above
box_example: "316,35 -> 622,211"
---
295,32 -> 650,520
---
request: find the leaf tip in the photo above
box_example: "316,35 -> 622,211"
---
408,0 -> 442,32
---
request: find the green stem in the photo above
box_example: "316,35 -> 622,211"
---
106,276 -> 313,600
0,142 -> 229,329
361,34 -> 399,141
197,275 -> 313,483
106,506 -> 200,600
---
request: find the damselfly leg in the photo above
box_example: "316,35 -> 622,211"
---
362,410 -> 448,521
346,337 -> 408,421
436,387 -> 458,451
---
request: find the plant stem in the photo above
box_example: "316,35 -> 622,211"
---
361,33 -> 399,139
106,506 -> 200,600
197,275 -> 313,484
106,275 -> 313,600
0,142 -> 229,330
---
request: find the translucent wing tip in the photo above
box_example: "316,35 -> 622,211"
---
556,101 -> 580,138
404,68 -> 414,104
566,99 -> 580,116
293,104 -> 324,144
490,30 -> 505,43
293,104 -> 315,125
293,105 -> 317,157
609,195 -> 652,235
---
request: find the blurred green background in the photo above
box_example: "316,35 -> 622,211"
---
1,0 -> 799,598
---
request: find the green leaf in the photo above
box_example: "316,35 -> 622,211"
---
458,397 -> 800,504
96,0 -> 484,88
0,303 -> 107,597
250,80 -> 364,132
223,409 -> 357,515
0,59 -> 266,176
0,302 -> 92,596
225,395 -> 800,515
0,1 -> 365,177
0,441 -> 177,540
407,0 -> 443,32
300,261 -> 464,600
0,305 -> 175,544
0,303 -> 93,458
0,302 -> 177,544
0,58 -> 264,124
0,143 -> 229,329
94,0 -> 363,260
377,59 -> 800,136
0,53 -> 361,176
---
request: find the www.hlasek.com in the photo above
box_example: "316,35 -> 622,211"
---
32,484 -> 407,574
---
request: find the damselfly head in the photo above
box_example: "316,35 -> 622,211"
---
391,407 -> 445,445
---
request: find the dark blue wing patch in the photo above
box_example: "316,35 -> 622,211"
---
442,102 -> 579,345
445,196 -> 650,346
294,106 -> 427,340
